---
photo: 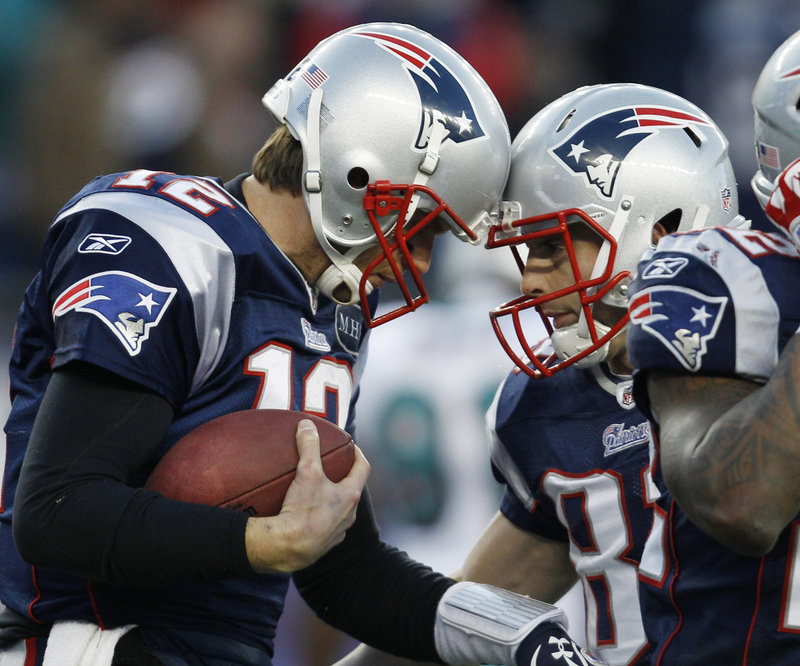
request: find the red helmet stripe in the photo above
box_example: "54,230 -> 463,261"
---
354,31 -> 432,70
633,107 -> 709,127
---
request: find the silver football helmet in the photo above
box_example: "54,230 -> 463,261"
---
487,83 -> 746,378
752,30 -> 800,208
263,23 -> 511,326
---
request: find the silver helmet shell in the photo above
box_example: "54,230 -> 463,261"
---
752,30 -> 800,208
488,83 -> 744,377
263,23 -> 511,320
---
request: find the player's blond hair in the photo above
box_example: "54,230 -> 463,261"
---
252,125 -> 303,197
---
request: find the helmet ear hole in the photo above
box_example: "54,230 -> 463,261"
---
556,108 -> 577,133
347,167 -> 370,190
683,127 -> 702,148
656,209 -> 682,234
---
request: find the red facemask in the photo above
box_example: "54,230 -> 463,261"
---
486,208 -> 627,377
360,181 -> 478,327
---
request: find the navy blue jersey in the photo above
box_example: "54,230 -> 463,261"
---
488,360 -> 656,665
0,170 -> 375,654
628,225 -> 800,664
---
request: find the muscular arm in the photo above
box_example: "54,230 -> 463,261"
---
331,511 -> 576,666
647,335 -> 800,556
455,511 -> 576,601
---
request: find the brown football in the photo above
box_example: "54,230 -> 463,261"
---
145,409 -> 355,517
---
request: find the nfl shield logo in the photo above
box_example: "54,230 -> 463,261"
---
720,187 -> 732,213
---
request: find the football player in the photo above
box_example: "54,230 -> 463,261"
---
621,29 -> 800,664
333,83 -> 746,666
0,22 -> 583,666
751,29 -> 800,211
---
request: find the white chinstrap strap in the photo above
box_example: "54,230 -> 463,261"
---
302,86 -> 373,306
433,582 -> 567,665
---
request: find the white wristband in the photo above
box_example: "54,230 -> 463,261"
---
433,582 -> 567,665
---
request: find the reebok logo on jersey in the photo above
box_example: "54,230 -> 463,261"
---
78,233 -> 132,255
53,271 -> 176,356
629,285 -> 726,371
640,256 -> 689,279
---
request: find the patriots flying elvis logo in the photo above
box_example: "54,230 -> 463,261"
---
629,285 -> 726,371
353,30 -> 485,151
551,106 -> 710,199
53,271 -> 176,356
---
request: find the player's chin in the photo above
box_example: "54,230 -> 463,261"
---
551,312 -> 579,329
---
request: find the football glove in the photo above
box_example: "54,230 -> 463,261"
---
433,582 -> 607,665
514,622 -> 607,666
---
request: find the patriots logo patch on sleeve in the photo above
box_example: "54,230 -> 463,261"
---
629,285 -> 727,371
53,271 -> 177,356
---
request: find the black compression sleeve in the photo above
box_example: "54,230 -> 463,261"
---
13,363 -> 253,586
293,490 -> 453,663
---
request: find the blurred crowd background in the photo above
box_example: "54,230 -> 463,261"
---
2,1 -> 799,663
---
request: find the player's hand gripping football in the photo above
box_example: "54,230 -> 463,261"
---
766,157 -> 800,248
245,419 -> 370,574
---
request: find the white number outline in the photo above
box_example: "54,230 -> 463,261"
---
244,342 -> 353,429
719,227 -> 800,259
777,519 -> 800,634
112,169 -> 235,217
543,468 -> 650,664
642,474 -> 800,637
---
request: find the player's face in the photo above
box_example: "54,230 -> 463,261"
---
519,222 -> 602,330
353,212 -> 448,290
